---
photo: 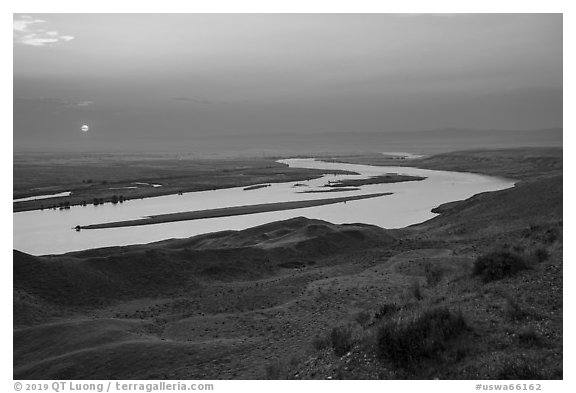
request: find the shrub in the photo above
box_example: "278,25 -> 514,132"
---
503,292 -> 526,321
524,223 -> 561,244
376,307 -> 467,367
543,228 -> 560,244
517,327 -> 542,347
409,280 -> 424,300
312,334 -> 331,350
374,303 -> 401,320
532,247 -> 550,263
472,251 -> 528,282
424,263 -> 444,287
330,325 -> 354,356
265,355 -> 301,379
265,360 -> 286,379
496,356 -> 547,380
354,311 -> 372,329
512,245 -> 525,254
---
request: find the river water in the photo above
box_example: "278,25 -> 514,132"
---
13,159 -> 515,255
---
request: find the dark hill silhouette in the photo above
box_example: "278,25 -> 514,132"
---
14,218 -> 396,315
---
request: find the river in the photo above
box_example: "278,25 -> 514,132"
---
13,159 -> 515,255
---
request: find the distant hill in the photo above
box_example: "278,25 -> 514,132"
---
14,128 -> 562,156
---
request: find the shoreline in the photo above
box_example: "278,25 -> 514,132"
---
79,192 -> 392,230
13,159 -> 426,214
13,159 -> 356,213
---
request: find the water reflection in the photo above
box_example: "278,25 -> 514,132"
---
13,159 -> 515,255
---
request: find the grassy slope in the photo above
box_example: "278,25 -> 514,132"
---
14,218 -> 398,379
286,147 -> 562,379
13,148 -> 562,380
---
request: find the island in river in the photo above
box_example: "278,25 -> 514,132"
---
78,192 -> 392,230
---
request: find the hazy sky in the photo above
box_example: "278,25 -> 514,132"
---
13,13 -> 562,151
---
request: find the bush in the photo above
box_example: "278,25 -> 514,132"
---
265,356 -> 301,379
409,280 -> 424,300
524,223 -> 561,244
503,292 -> 526,321
532,248 -> 550,263
312,334 -> 331,350
512,245 -> 525,254
517,327 -> 542,347
472,251 -> 529,282
543,228 -> 560,244
354,311 -> 372,329
376,308 -> 467,367
374,303 -> 401,320
496,357 -> 547,380
330,325 -> 354,356
424,263 -> 444,287
265,360 -> 286,379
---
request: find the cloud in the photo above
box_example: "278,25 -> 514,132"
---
173,97 -> 214,104
172,96 -> 247,105
70,101 -> 95,108
14,98 -> 95,115
13,15 -> 75,47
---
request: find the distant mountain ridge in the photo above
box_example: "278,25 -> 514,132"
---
14,127 -> 562,156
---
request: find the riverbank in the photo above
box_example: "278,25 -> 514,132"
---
13,156 -> 356,213
16,147 -> 551,214
317,147 -> 562,181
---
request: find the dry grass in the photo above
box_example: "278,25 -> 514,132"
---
376,307 -> 467,368
472,251 -> 529,282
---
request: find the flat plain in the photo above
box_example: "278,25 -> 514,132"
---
13,154 -> 353,212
